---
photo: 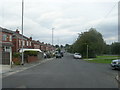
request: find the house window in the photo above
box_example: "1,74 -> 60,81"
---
7,35 -> 9,41
2,46 -> 5,52
2,34 -> 7,41
27,41 -> 29,46
6,46 -> 10,52
2,46 -> 10,52
30,42 -> 31,46
23,40 -> 25,46
9,35 -> 12,41
19,40 -> 21,46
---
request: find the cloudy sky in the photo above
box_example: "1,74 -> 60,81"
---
0,0 -> 119,45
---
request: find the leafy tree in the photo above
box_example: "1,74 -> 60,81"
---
103,44 -> 111,54
72,28 -> 106,58
55,45 -> 59,48
65,44 -> 70,48
111,42 -> 120,55
60,45 -> 64,48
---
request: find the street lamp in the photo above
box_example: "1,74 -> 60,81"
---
52,28 -> 54,51
52,28 -> 54,46
86,45 -> 88,58
21,0 -> 24,65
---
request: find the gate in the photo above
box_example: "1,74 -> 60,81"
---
2,52 -> 10,65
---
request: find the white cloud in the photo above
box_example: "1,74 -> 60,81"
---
0,0 -> 119,45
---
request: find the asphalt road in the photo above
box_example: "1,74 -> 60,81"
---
2,53 -> 119,88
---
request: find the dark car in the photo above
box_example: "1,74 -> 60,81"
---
60,51 -> 64,57
111,59 -> 120,70
55,52 -> 62,58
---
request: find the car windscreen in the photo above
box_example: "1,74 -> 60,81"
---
75,53 -> 80,55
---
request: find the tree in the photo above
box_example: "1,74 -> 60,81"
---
65,44 -> 70,48
60,45 -> 64,48
55,45 -> 59,48
72,28 -> 106,58
103,44 -> 111,54
111,42 -> 120,55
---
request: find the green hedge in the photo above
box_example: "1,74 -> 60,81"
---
13,52 -> 21,58
24,51 -> 38,56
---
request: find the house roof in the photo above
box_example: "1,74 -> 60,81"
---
0,27 -> 30,40
13,32 -> 29,40
0,27 -> 14,34
0,27 -> 52,48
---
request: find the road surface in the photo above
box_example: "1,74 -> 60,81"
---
2,53 -> 119,88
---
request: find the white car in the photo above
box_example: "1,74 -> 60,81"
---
73,53 -> 82,59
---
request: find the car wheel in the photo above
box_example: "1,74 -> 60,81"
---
111,66 -> 116,70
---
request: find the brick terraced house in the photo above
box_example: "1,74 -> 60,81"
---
0,27 -> 13,64
0,27 -> 55,64
12,29 -> 32,53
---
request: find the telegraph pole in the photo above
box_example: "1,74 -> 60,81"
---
21,0 -> 24,65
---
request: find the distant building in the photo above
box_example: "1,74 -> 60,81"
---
0,27 -> 56,64
32,40 -> 40,49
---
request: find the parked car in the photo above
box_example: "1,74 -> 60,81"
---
73,53 -> 82,59
43,53 -> 47,58
55,52 -> 62,58
111,59 -> 120,70
60,51 -> 64,57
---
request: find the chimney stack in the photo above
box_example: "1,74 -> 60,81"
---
37,40 -> 40,42
30,37 -> 32,40
16,29 -> 19,34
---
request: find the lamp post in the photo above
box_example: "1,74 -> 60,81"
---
86,45 -> 88,58
21,0 -> 24,65
52,28 -> 54,50
52,28 -> 54,46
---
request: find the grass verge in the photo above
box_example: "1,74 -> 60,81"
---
85,55 -> 120,64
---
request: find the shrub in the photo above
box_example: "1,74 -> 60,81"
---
13,52 -> 21,58
14,60 -> 21,65
13,53 -> 21,65
24,51 -> 38,56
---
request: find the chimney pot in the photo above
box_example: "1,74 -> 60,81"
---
30,37 -> 32,40
16,29 -> 19,34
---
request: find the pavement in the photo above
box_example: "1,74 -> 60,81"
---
0,65 -> 10,74
1,58 -> 54,78
116,74 -> 120,87
2,53 -> 119,88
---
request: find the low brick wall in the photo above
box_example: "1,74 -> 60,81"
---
27,56 -> 38,63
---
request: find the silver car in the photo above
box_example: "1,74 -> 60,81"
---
111,59 -> 120,70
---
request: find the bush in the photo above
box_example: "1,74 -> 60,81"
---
24,51 -> 38,56
13,52 -> 21,58
13,53 -> 21,65
14,60 -> 21,65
